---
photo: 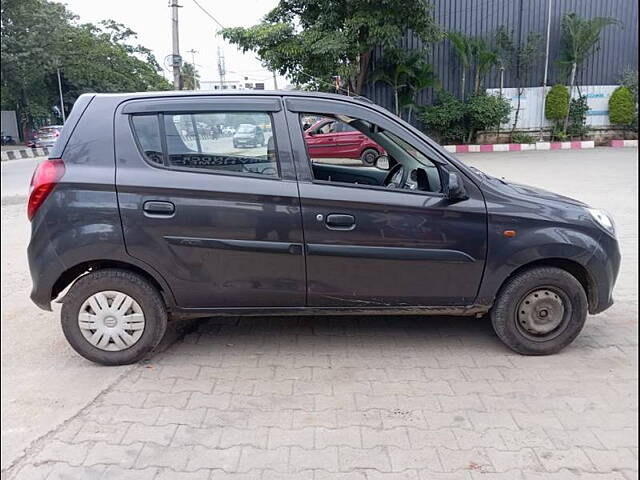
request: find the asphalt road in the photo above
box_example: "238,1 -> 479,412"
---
1,147 -> 637,477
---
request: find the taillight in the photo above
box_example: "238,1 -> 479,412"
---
28,159 -> 65,221
54,131 -> 60,137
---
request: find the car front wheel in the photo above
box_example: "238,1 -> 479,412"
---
61,269 -> 167,365
491,267 -> 588,355
360,148 -> 379,166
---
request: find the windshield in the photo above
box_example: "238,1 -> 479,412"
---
237,124 -> 255,133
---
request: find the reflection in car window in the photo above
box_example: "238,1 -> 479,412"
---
132,111 -> 279,177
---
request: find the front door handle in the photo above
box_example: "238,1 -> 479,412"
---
325,213 -> 355,230
143,200 -> 175,216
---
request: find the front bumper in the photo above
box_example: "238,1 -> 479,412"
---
586,232 -> 621,314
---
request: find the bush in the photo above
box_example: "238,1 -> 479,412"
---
511,131 -> 535,144
567,95 -> 589,138
551,125 -> 568,141
609,86 -> 635,125
545,84 -> 570,123
466,93 -> 511,140
418,91 -> 467,144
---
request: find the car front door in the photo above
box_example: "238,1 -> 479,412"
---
115,96 -> 306,309
284,97 -> 488,308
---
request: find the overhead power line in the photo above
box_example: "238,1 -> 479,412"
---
191,0 -> 225,29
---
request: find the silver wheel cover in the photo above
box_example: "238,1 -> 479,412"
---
78,290 -> 145,351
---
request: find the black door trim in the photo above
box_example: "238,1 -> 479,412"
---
165,236 -> 303,255
306,243 -> 475,262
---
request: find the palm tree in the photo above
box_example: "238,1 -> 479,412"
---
470,38 -> 498,94
401,59 -> 438,123
557,13 -> 618,128
371,49 -> 416,117
181,62 -> 200,90
448,32 -> 473,99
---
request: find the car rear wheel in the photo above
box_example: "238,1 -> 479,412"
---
61,269 -> 167,366
360,148 -> 379,166
491,267 -> 588,355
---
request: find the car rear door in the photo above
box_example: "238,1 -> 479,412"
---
284,96 -> 488,308
114,95 -> 306,309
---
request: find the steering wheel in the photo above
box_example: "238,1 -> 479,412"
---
383,163 -> 409,189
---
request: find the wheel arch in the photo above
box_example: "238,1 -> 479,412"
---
497,258 -> 596,313
52,259 -> 176,310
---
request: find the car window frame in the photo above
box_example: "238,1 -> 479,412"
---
293,111 -> 446,199
129,110 -> 283,181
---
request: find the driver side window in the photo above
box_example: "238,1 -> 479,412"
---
299,113 -> 442,193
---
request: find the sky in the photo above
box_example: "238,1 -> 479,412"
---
62,0 -> 288,89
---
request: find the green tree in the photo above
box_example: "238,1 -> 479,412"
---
1,0 -> 170,138
511,32 -> 543,134
181,62 -> 200,90
221,0 -> 442,94
557,12 -> 618,129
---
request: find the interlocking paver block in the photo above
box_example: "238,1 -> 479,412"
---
84,442 -> 143,468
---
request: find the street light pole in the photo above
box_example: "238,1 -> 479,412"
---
170,0 -> 182,90
56,67 -> 66,124
539,0 -> 553,139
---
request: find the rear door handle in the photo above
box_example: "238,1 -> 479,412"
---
143,200 -> 175,216
325,213 -> 355,230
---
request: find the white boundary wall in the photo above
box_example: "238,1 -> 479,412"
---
487,85 -> 619,130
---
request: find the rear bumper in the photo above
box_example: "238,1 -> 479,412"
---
28,217 -> 66,311
586,232 -> 621,315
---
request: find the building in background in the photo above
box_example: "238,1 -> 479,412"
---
364,0 -> 638,128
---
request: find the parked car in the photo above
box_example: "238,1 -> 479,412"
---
232,123 -> 264,148
27,91 -> 620,365
304,117 -> 385,165
32,125 -> 63,148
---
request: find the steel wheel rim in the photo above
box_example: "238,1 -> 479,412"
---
362,150 -> 376,165
516,287 -> 570,341
78,290 -> 145,351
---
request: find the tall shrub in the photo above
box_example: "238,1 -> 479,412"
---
609,86 -> 635,125
466,93 -> 511,143
545,85 -> 570,125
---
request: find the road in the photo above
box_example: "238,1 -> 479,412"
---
1,147 -> 637,478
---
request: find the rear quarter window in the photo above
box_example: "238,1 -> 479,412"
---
131,115 -> 163,165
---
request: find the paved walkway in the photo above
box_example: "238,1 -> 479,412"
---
4,148 -> 638,479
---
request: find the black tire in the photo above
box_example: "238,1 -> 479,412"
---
360,148 -> 379,166
491,267 -> 588,355
61,269 -> 168,366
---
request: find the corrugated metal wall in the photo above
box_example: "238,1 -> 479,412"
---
363,0 -> 638,113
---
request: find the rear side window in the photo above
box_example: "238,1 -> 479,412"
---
131,111 -> 279,178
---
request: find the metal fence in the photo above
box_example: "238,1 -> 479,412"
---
362,0 -> 639,119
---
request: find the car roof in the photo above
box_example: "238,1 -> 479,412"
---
87,89 -> 375,108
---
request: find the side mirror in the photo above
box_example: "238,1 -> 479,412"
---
374,155 -> 390,170
443,170 -> 468,201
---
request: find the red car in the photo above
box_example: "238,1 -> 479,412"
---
304,118 -> 384,165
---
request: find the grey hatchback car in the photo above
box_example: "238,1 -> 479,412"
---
27,91 -> 620,365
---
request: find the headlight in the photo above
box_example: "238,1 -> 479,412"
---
587,208 -> 616,237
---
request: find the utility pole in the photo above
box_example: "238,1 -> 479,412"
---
217,46 -> 226,89
272,71 -> 278,90
56,67 -> 66,123
170,0 -> 182,90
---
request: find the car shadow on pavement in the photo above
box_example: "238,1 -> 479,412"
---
156,314 -> 509,361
